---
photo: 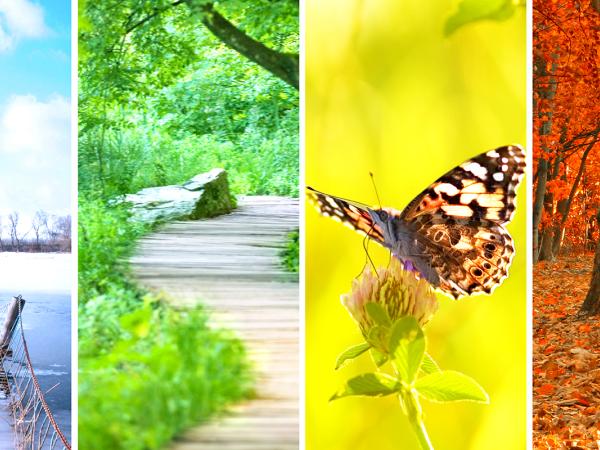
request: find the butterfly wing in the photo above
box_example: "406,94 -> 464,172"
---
306,145 -> 525,299
306,187 -> 385,244
398,145 -> 525,298
407,217 -> 516,298
401,145 -> 525,225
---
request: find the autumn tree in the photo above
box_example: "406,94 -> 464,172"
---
580,209 -> 600,314
533,2 -> 600,263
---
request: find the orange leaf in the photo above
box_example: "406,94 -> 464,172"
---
577,324 -> 591,333
544,345 -> 556,355
537,383 -> 556,395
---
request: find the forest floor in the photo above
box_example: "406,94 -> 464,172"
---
533,255 -> 600,449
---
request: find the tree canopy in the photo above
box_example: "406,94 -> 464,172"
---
79,0 -> 299,197
533,2 -> 600,262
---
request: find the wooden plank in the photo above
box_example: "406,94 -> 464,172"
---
130,196 -> 299,449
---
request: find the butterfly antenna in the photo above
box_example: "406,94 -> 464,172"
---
369,172 -> 382,209
355,224 -> 379,280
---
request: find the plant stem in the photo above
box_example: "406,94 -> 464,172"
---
403,390 -> 433,450
408,413 -> 433,450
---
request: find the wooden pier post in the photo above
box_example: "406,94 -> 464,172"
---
0,296 -> 25,351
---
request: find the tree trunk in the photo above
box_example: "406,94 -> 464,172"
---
533,158 -> 548,262
124,1 -> 299,89
551,137 -> 597,255
580,210 -> 600,315
552,198 -> 568,256
533,50 -> 558,263
191,2 -> 299,89
539,228 -> 555,261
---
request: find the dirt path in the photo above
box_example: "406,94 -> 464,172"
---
130,196 -> 299,450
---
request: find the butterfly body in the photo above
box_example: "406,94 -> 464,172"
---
308,145 -> 525,299
367,208 -> 442,287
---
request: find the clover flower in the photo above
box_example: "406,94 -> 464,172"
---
341,258 -> 438,348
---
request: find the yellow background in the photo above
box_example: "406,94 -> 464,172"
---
306,1 -> 526,449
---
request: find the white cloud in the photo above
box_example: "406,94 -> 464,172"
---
0,94 -> 70,156
0,94 -> 70,223
0,0 -> 48,51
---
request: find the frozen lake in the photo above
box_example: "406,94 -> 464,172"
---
0,253 -> 71,447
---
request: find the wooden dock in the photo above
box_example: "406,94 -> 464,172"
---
130,196 -> 299,450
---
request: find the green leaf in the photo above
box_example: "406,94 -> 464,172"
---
335,342 -> 371,370
370,347 -> 389,367
421,352 -> 441,375
120,305 -> 153,338
444,0 -> 517,37
389,317 -> 425,383
365,302 -> 391,326
415,370 -> 490,403
330,373 -> 400,401
367,325 -> 388,350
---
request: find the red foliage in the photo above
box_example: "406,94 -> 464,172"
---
534,1 -> 600,249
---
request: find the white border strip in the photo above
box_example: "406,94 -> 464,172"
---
70,0 -> 78,446
298,0 -> 306,447
526,0 -> 533,448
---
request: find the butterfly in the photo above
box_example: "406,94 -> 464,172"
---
307,145 -> 525,299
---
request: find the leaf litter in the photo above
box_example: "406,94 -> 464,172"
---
534,256 -> 600,449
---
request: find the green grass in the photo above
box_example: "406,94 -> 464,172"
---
281,229 -> 299,273
78,198 -> 253,449
79,119 -> 299,200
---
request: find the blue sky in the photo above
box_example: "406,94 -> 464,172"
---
0,0 -> 70,235
0,0 -> 70,102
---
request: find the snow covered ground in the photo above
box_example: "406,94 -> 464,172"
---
0,252 -> 72,293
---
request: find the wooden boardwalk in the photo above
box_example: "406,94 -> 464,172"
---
130,196 -> 299,450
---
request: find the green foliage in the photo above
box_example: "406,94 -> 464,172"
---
78,198 -> 253,448
414,371 -> 489,404
370,347 -> 389,367
389,317 -> 425,383
330,373 -> 400,401
335,342 -> 371,370
332,318 -> 489,449
79,299 -> 252,450
444,0 -> 521,36
420,353 -> 441,375
79,0 -> 299,199
281,229 -> 299,272
78,1 -> 297,446
78,197 -> 146,300
365,302 -> 392,327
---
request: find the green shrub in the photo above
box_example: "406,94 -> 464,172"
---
78,199 -> 253,448
281,229 -> 299,273
79,299 -> 252,450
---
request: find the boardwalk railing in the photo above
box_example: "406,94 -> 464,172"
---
0,296 -> 71,450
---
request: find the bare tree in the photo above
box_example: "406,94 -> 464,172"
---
8,212 -> 20,252
56,215 -> 71,240
45,214 -> 59,244
54,215 -> 71,252
32,211 -> 47,251
0,211 -> 71,253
